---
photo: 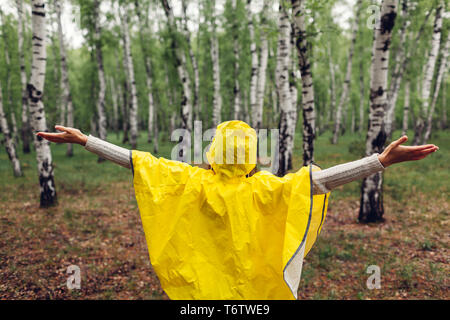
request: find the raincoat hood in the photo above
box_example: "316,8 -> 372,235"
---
206,120 -> 257,178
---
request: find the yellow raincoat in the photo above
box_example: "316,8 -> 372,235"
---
132,121 -> 330,300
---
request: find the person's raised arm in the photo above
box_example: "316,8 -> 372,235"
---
311,135 -> 439,195
36,126 -> 132,169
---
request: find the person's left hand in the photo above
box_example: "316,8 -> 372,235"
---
378,135 -> 439,168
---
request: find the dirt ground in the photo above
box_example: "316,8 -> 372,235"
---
0,180 -> 448,300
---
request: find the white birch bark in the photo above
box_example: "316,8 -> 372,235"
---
291,0 -> 315,166
401,81 -> 410,136
327,43 -> 336,129
16,0 -> 31,153
94,0 -> 107,145
161,0 -> 192,162
385,0 -> 410,138
440,80 -> 447,129
210,1 -> 222,126
359,0 -> 397,223
232,0 -> 242,120
161,0 -> 192,133
109,76 -> 119,134
275,4 -> 295,176
358,59 -> 365,135
28,0 -> 57,207
119,46 -> 130,143
120,8 -> 138,149
0,81 -> 22,177
332,0 -> 362,144
134,0 -> 156,145
423,32 -> 449,143
181,0 -> 200,121
55,0 -> 74,156
10,111 -> 19,146
413,1 -> 443,145
247,0 -> 259,128
254,0 -> 270,131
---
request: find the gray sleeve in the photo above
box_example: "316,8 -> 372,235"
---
311,153 -> 385,195
84,135 -> 131,169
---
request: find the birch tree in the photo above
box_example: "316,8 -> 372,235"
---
181,0 -> 200,122
332,0 -> 362,144
93,0 -> 107,146
232,0 -> 242,120
0,8 -> 19,148
275,4 -> 295,176
16,0 -> 31,153
359,0 -> 398,223
254,0 -> 270,131
247,0 -> 259,128
291,0 -> 315,166
210,0 -> 222,126
55,0 -> 74,156
401,81 -> 410,136
327,43 -> 336,130
358,59 -> 365,135
161,0 -> 192,161
109,77 -> 119,135
135,0 -> 156,146
119,6 -> 138,149
384,0 -> 410,138
423,32 -> 449,144
0,81 -> 22,177
28,0 -> 57,207
413,1 -> 443,145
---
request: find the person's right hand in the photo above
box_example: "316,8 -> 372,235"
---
36,125 -> 88,146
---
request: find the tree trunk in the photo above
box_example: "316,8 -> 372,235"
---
385,0 -> 410,138
94,0 -> 107,146
332,0 -> 362,144
254,0 -> 270,131
291,0 -> 315,166
232,0 -> 242,120
120,8 -> 138,149
110,77 -> 119,135
119,47 -> 130,144
16,0 -> 31,153
28,0 -> 57,207
10,111 -> 19,146
440,80 -> 447,130
275,4 -> 295,176
413,1 -> 443,145
135,0 -> 156,145
181,0 -> 200,122
161,0 -> 192,162
359,0 -> 397,223
423,32 -> 449,143
401,81 -> 410,136
55,0 -> 74,157
210,1 -> 222,126
0,81 -> 22,177
327,43 -> 336,130
247,0 -> 259,128
358,59 -> 365,135
289,23 -> 299,168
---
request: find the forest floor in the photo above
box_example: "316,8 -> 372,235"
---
0,129 -> 448,300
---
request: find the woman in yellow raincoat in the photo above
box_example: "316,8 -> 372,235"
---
37,121 -> 438,300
